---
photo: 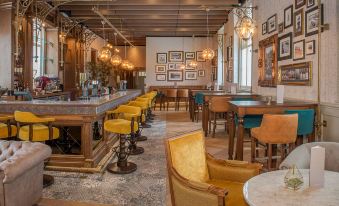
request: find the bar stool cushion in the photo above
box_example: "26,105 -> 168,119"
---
107,105 -> 142,118
0,124 -> 17,138
104,119 -> 138,135
285,109 -> 314,135
195,92 -> 204,105
232,98 -> 263,129
18,124 -> 59,141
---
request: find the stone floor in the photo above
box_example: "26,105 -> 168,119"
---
41,109 -> 253,206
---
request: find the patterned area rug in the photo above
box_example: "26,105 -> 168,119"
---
43,111 -> 201,206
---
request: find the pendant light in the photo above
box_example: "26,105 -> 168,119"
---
110,33 -> 122,67
179,37 -> 186,70
189,35 -> 198,68
98,21 -> 112,62
121,42 -> 130,70
202,8 -> 215,61
235,14 -> 255,41
126,46 -> 135,71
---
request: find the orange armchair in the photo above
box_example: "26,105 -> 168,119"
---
165,130 -> 262,206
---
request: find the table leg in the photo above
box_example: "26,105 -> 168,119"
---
227,112 -> 235,160
235,116 -> 244,161
202,102 -> 208,136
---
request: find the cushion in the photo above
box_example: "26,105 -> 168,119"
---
0,124 -> 17,138
104,119 -> 139,135
207,179 -> 246,206
18,124 -> 59,141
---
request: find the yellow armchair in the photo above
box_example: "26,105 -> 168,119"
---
0,115 -> 17,138
165,130 -> 262,206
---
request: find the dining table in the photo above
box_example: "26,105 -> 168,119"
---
228,100 -> 318,161
201,92 -> 260,136
243,169 -> 339,206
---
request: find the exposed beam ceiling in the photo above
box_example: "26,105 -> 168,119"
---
55,0 -> 241,46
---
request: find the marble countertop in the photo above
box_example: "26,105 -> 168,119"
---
243,169 -> 339,206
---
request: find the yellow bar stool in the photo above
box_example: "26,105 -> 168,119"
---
132,99 -> 152,128
127,100 -> 150,141
106,105 -> 144,155
136,97 -> 154,122
14,111 -> 60,187
0,115 -> 17,139
105,107 -> 139,174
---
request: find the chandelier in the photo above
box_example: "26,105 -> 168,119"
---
189,35 -> 198,68
234,8 -> 256,41
202,8 -> 215,61
98,21 -> 111,62
110,33 -> 122,66
121,42 -> 130,70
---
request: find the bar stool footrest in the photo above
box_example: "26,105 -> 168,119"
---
106,162 -> 137,174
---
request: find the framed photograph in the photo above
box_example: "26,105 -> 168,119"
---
155,65 -> 166,73
262,22 -> 267,35
305,5 -> 324,37
196,51 -> 205,62
267,14 -> 277,33
157,53 -> 167,64
293,40 -> 305,60
168,63 -> 175,70
167,70 -> 183,81
185,52 -> 195,60
198,70 -> 205,77
306,40 -> 316,55
185,60 -> 195,70
168,51 -> 184,62
258,34 -> 278,87
278,32 -> 293,61
293,9 -> 304,37
307,0 -> 317,8
278,23 -> 284,33
156,74 -> 166,81
175,63 -> 184,70
284,5 -> 293,28
295,0 -> 306,9
278,62 -> 312,86
185,71 -> 197,80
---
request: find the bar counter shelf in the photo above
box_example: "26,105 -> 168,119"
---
0,90 -> 141,172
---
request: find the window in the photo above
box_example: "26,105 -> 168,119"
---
32,18 -> 45,79
239,38 -> 252,90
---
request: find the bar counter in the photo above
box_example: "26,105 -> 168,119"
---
0,90 -> 141,172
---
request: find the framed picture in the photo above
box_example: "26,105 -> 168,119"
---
167,70 -> 183,81
185,71 -> 197,80
175,63 -> 184,70
185,60 -> 195,70
307,0 -> 317,8
295,0 -> 306,9
278,23 -> 284,33
168,51 -> 184,62
258,34 -> 278,87
278,62 -> 312,86
293,9 -> 304,37
267,14 -> 277,33
156,74 -> 166,81
293,40 -> 305,60
185,52 -> 195,60
262,22 -> 267,35
196,51 -> 205,62
155,65 -> 166,73
305,5 -> 324,37
306,40 -> 316,55
157,53 -> 167,64
284,5 -> 293,28
198,70 -> 205,77
278,32 -> 293,61
168,63 -> 175,70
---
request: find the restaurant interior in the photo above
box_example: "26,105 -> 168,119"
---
0,0 -> 338,205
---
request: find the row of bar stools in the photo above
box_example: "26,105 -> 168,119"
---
104,91 -> 158,174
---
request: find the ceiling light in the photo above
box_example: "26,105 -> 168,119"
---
203,8 -> 215,61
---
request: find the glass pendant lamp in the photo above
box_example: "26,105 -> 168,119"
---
189,35 -> 198,68
110,33 -> 122,67
98,21 -> 112,62
202,8 -> 215,61
121,42 -> 130,70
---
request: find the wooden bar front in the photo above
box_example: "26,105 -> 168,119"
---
0,90 -> 141,172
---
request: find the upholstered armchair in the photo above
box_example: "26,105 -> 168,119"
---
279,142 -> 339,172
0,140 -> 51,206
165,130 -> 262,206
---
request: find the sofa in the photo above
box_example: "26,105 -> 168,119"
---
279,142 -> 339,172
0,140 -> 52,206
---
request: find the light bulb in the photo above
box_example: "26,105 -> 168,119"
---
121,59 -> 130,69
98,46 -> 112,62
202,48 -> 215,60
189,60 -> 198,68
110,54 -> 122,66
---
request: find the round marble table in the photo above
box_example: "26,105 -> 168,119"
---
243,169 -> 339,206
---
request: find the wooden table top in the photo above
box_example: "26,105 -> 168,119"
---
229,100 -> 317,108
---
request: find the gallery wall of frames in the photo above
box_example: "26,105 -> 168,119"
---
145,37 -> 215,86
251,0 -> 338,103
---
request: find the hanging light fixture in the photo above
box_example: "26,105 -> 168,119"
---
202,8 -> 215,61
98,21 -> 112,62
121,42 -> 130,70
234,11 -> 256,41
189,35 -> 198,68
110,33 -> 122,67
179,37 -> 186,70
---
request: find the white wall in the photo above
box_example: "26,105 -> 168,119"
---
252,0 -> 338,103
145,37 -> 216,87
0,3 -> 12,88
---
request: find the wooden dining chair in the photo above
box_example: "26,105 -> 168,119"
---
166,89 -> 178,111
208,97 -> 231,138
176,89 -> 189,111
